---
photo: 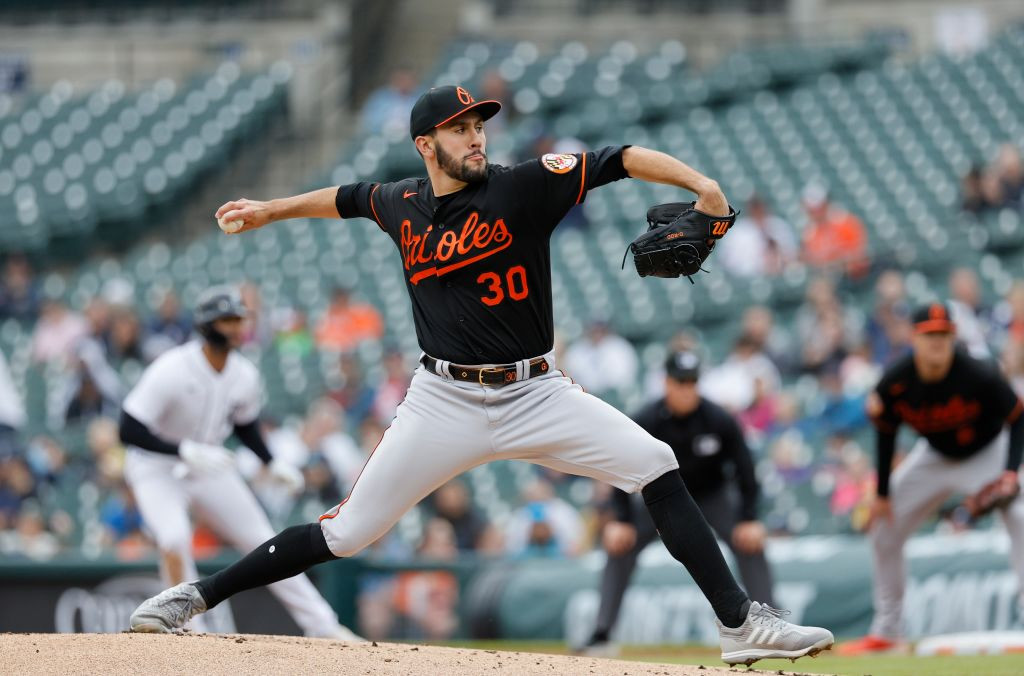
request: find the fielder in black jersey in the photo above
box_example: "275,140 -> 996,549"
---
583,350 -> 775,654
132,84 -> 833,665
839,301 -> 1024,654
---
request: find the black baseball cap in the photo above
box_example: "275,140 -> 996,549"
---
665,350 -> 701,382
912,301 -> 956,334
409,85 -> 501,140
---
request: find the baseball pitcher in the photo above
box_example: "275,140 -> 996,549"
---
131,85 -> 832,666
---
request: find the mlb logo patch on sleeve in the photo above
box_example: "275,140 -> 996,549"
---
541,153 -> 578,174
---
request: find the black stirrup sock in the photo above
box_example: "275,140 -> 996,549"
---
195,523 -> 337,609
641,471 -> 751,628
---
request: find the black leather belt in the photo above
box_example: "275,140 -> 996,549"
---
421,354 -> 551,386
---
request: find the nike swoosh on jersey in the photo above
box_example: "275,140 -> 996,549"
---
403,190 -> 417,199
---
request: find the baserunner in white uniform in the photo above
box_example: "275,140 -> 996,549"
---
131,85 -> 832,666
120,285 -> 360,640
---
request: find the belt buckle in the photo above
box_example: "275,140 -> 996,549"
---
478,366 -> 503,385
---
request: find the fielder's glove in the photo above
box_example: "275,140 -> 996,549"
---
963,471 -> 1020,520
178,439 -> 235,474
625,201 -> 737,281
268,458 -> 305,495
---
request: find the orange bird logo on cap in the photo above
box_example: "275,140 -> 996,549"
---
929,303 -> 948,320
456,87 -> 474,105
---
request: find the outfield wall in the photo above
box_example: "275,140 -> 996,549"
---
0,533 -> 1017,642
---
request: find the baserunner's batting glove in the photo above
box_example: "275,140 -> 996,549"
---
178,439 -> 236,474
269,458 -> 305,495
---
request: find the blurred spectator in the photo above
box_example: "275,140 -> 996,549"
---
391,518 -> 460,640
0,348 -> 25,460
315,287 -> 384,353
30,299 -> 88,365
273,308 -> 314,358
961,164 -> 990,214
328,354 -> 377,428
997,281 -> 1024,396
701,333 -> 781,435
0,456 -> 36,526
739,305 -> 791,372
994,143 -> 1024,210
505,479 -> 584,558
4,504 -> 59,560
716,196 -> 797,278
372,349 -> 411,425
62,336 -> 123,424
360,66 -> 420,137
948,267 -> 993,359
306,397 -> 364,497
86,417 -> 126,488
0,254 -> 40,321
428,479 -> 502,553
794,276 -> 858,375
98,485 -> 145,551
800,185 -> 869,277
107,308 -> 145,366
864,270 -> 911,366
828,443 -> 875,532
239,281 -> 271,347
144,290 -> 191,359
563,320 -> 639,397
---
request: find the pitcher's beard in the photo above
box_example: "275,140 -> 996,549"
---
436,144 -> 487,183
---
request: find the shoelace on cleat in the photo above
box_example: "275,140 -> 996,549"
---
752,604 -> 791,632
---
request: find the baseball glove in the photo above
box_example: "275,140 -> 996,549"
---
963,473 -> 1020,520
625,202 -> 738,281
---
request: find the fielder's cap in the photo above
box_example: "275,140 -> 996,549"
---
665,350 -> 701,382
409,85 -> 501,140
912,301 -> 956,334
194,285 -> 247,326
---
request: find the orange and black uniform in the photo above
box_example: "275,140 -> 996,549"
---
871,348 -> 1024,496
335,147 -> 630,364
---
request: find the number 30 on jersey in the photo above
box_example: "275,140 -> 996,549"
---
477,265 -> 529,306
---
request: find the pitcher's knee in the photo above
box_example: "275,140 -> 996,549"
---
632,440 -> 678,493
319,517 -> 375,558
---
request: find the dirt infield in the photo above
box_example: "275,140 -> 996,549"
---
1,633 -> 750,675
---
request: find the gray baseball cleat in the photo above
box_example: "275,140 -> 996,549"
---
717,601 -> 834,666
130,582 -> 208,633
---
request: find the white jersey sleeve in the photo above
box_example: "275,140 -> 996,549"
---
122,350 -> 180,428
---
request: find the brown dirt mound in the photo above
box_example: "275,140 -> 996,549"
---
1,632 -> 740,675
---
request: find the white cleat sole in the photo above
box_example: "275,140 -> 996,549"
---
721,636 -> 834,666
130,621 -> 172,634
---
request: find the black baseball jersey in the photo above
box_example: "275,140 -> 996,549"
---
633,397 -> 760,521
871,348 -> 1024,496
335,147 -> 630,364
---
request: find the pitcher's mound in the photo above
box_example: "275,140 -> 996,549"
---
3,632 -> 736,675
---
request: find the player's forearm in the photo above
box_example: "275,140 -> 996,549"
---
875,429 -> 897,497
119,409 -> 180,456
268,187 -> 342,222
233,420 -> 273,465
621,146 -> 727,212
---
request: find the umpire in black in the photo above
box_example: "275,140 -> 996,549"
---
584,350 -> 775,652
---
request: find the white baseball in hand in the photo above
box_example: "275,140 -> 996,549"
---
217,216 -> 245,233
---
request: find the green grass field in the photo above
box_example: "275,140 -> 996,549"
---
444,641 -> 1024,676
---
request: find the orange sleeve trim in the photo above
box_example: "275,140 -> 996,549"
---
574,152 -> 587,205
369,184 -> 385,231
1008,399 -> 1024,424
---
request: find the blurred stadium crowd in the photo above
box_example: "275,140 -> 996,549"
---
2,16 -> 1024,641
